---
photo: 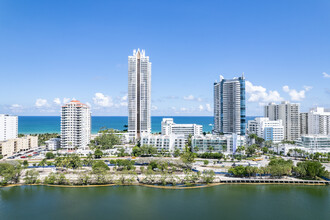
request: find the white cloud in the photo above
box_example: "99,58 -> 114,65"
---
246,81 -> 283,104
180,107 -> 187,112
303,86 -> 312,91
206,104 -> 212,112
198,105 -> 204,111
282,85 -> 311,101
322,72 -> 330,78
183,95 -> 203,102
85,102 -> 92,108
120,102 -> 128,107
63,98 -> 71,104
152,105 -> 158,111
53,98 -> 61,105
10,104 -> 24,112
54,97 -> 71,106
35,98 -> 49,108
183,95 -> 195,100
121,94 -> 128,101
92,93 -> 113,107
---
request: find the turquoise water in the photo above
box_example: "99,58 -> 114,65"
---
18,116 -> 257,134
0,185 -> 329,220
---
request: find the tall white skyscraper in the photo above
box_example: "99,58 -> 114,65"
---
128,49 -> 151,141
0,114 -> 18,141
61,100 -> 91,150
264,101 -> 300,141
213,74 -> 246,135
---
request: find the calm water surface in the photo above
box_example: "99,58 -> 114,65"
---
0,185 -> 329,220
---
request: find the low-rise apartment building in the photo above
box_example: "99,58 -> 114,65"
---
0,135 -> 38,158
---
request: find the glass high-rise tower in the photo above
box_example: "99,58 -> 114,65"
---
128,49 -> 151,141
213,74 -> 246,135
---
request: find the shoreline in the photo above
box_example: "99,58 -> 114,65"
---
1,181 -> 328,189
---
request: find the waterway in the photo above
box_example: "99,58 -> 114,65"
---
0,185 -> 329,220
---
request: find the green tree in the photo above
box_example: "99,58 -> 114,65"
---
173,148 -> 181,157
22,160 -> 29,168
246,145 -> 257,156
92,161 -> 110,174
94,149 -> 103,159
24,169 -> 40,184
83,154 -> 94,166
180,147 -> 196,168
38,158 -> 47,168
294,161 -> 328,180
203,160 -> 209,166
90,129 -> 121,149
201,170 -> 215,184
0,163 -> 22,185
228,166 -> 247,177
261,147 -> 268,154
46,152 -> 55,159
132,146 -> 142,156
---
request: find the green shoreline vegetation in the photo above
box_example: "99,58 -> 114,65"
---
2,130 -> 328,188
1,155 -> 329,187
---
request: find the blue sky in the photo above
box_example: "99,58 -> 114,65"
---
0,0 -> 329,116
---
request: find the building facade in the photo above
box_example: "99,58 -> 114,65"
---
300,112 -> 309,135
247,117 -> 284,143
161,118 -> 203,138
61,100 -> 91,150
0,135 -> 38,158
140,134 -> 186,152
128,49 -> 151,141
297,135 -> 330,149
192,134 -> 246,154
45,138 -> 61,151
264,101 -> 300,141
213,74 -> 246,135
307,107 -> 330,135
0,114 -> 18,142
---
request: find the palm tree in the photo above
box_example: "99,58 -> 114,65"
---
193,146 -> 199,153
38,158 -> 47,169
207,146 -> 214,153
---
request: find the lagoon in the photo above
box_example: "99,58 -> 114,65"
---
0,185 -> 329,220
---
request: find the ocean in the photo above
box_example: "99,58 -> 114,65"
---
18,116 -> 257,134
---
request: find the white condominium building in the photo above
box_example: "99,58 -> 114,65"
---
264,101 -> 300,141
45,138 -> 61,151
0,114 -> 18,141
297,135 -> 330,149
161,118 -> 203,138
192,134 -> 246,154
0,135 -> 38,158
61,100 -> 91,150
213,74 -> 246,135
307,107 -> 330,135
140,134 -> 187,152
191,134 -> 227,153
128,49 -> 151,141
247,117 -> 284,143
